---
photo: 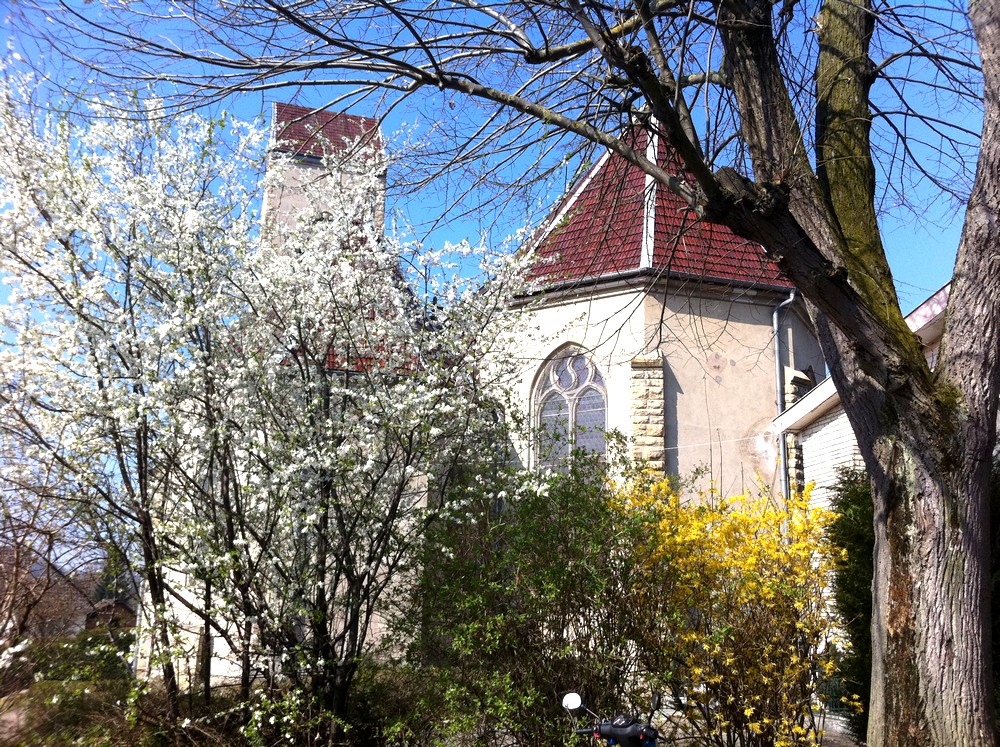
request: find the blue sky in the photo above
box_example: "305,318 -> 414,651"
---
0,9 -> 970,314
882,207 -> 962,313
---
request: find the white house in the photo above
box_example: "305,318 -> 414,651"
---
261,108 -> 827,496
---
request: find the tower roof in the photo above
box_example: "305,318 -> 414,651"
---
270,102 -> 381,160
530,131 -> 790,291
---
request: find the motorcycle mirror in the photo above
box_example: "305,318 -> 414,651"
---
651,692 -> 662,711
562,692 -> 583,712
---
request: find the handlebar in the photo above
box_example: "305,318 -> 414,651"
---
562,693 -> 661,747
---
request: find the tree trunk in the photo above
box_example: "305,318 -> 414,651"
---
198,580 -> 212,707
699,0 -> 1000,743
863,418 -> 995,746
137,507 -> 181,722
863,4 -> 1000,743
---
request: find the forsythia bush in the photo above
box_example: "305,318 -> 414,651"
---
617,478 -> 847,747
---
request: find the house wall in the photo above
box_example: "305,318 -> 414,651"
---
133,569 -> 246,689
793,409 -> 863,507
511,283 -> 647,452
511,281 -> 825,495
25,575 -> 95,639
646,286 -> 823,492
0,549 -> 98,642
262,157 -> 326,233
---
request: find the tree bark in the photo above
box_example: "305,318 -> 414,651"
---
867,2 -> 1000,743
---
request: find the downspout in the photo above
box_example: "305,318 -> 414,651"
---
773,290 -> 796,499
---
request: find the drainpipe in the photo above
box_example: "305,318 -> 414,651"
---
773,290 -> 796,499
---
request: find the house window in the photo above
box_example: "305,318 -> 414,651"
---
534,348 -> 607,466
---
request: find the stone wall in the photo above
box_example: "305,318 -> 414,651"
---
631,352 -> 666,472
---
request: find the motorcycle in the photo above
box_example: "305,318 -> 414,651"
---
561,691 -> 661,747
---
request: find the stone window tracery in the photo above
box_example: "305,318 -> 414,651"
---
534,347 -> 607,466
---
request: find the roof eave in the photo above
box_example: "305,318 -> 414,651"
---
514,266 -> 794,306
774,282 -> 952,434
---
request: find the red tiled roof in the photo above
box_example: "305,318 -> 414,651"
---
532,150 -> 646,282
531,130 -> 790,290
271,102 -> 381,159
651,199 -> 788,286
324,341 -> 418,375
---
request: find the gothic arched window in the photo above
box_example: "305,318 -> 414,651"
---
534,347 -> 607,466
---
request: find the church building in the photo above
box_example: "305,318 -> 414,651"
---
508,131 -> 824,495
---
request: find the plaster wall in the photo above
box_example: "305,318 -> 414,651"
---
509,285 -> 650,466
261,155 -> 386,238
511,282 -> 824,495
133,568 -> 246,688
647,287 -> 824,492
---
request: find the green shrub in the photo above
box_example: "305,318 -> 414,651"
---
344,661 -> 447,746
0,629 -> 137,746
392,449 -> 648,747
31,630 -> 133,682
0,640 -> 35,697
827,468 -> 874,741
378,457 -> 847,747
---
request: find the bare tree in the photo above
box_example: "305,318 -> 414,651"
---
8,0 -> 999,744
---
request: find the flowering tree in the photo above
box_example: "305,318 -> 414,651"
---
0,93 -> 251,717
0,81 -> 530,738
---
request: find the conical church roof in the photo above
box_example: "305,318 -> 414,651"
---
530,132 -> 790,290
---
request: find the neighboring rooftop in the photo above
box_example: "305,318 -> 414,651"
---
270,102 -> 381,160
530,130 -> 790,291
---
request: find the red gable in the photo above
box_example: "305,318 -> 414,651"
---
270,102 -> 381,159
531,131 -> 790,290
